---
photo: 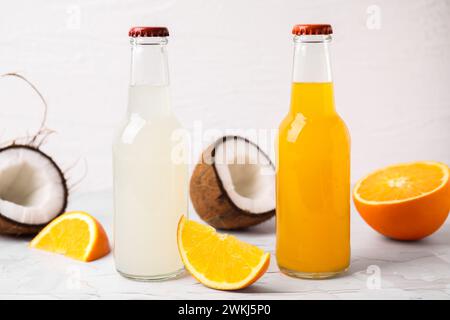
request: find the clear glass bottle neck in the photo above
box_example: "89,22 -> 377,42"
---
292,34 -> 332,83
130,37 -> 169,86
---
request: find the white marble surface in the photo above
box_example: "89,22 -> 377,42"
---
0,190 -> 449,300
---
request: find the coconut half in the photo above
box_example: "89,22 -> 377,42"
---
190,136 -> 275,229
0,145 -> 68,235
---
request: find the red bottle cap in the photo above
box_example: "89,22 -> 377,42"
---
128,27 -> 169,37
292,24 -> 333,35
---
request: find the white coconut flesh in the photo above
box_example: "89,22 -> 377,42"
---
213,138 -> 275,214
0,147 -> 66,225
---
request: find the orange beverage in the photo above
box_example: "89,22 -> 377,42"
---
276,24 -> 350,279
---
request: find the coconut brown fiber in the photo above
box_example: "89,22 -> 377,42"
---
0,74 -> 69,236
190,139 -> 275,230
0,216 -> 43,236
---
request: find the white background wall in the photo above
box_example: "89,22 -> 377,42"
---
1,0 -> 449,194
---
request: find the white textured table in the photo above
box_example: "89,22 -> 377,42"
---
1,190 -> 449,300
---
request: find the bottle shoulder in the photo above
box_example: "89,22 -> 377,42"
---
280,111 -> 348,127
113,111 -> 184,146
278,111 -> 350,143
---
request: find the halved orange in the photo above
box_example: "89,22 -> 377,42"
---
30,211 -> 110,262
177,216 -> 270,290
353,161 -> 450,240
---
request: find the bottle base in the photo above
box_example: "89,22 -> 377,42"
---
117,268 -> 185,282
279,265 -> 349,280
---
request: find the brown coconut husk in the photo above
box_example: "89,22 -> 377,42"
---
190,136 -> 275,230
0,73 -> 68,236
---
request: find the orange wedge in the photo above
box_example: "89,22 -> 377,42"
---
177,216 -> 270,290
30,211 -> 110,262
353,161 -> 450,240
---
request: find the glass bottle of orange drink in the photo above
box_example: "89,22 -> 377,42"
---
276,24 -> 350,279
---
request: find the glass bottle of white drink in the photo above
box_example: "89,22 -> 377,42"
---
113,27 -> 187,280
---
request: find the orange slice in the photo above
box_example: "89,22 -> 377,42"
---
353,161 -> 450,240
177,216 -> 270,290
30,211 -> 110,262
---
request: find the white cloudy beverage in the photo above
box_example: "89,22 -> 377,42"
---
113,27 -> 187,280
